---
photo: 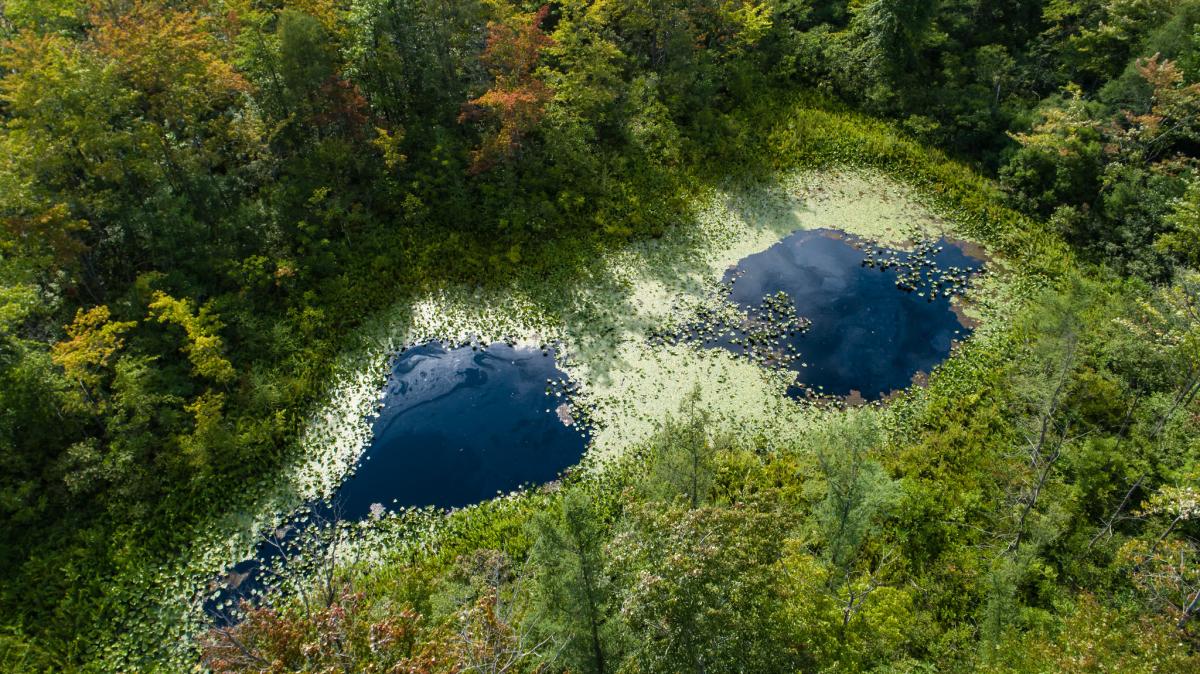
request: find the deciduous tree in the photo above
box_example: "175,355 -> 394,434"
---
459,6 -> 555,174
147,292 -> 235,384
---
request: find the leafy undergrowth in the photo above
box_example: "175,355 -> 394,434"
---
186,98 -> 1199,674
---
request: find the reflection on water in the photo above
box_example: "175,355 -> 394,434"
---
205,343 -> 586,621
337,342 -> 588,517
699,229 -> 984,400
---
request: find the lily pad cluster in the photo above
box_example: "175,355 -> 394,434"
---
857,236 -> 984,300
651,290 -> 812,370
203,507 -> 371,624
546,375 -> 597,437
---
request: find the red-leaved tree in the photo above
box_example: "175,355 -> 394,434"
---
459,6 -> 555,174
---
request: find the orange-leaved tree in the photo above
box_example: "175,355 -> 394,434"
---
459,5 -> 555,174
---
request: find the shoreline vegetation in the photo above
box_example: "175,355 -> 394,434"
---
112,103 -> 1058,669
3,1 -> 1199,671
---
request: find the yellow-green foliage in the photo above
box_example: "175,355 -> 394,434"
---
147,291 -> 236,384
981,594 -> 1200,673
50,305 -> 136,408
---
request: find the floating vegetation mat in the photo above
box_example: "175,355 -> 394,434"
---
116,168 -> 1018,669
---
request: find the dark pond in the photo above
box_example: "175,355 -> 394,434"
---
677,229 -> 984,401
205,342 -> 587,620
337,342 -> 589,516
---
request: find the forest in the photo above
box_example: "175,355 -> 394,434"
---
1,0 -> 1200,672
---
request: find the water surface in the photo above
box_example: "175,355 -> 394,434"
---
696,229 -> 983,400
206,342 -> 586,620
337,342 -> 587,516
